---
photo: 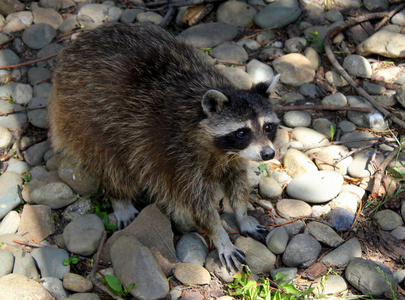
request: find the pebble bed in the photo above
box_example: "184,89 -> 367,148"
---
0,0 -> 405,299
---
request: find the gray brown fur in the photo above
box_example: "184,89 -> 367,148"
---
48,23 -> 279,269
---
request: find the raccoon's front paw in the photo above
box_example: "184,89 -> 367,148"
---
239,217 -> 268,243
111,199 -> 139,229
218,245 -> 247,272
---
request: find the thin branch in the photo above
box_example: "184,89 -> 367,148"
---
0,105 -> 47,117
274,105 -> 372,113
374,3 -> 405,31
0,37 -> 14,48
0,54 -> 58,70
323,7 -> 405,129
369,149 -> 399,199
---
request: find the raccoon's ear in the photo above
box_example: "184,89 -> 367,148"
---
202,90 -> 229,117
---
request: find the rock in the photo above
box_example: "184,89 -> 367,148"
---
0,0 -> 25,15
304,47 -> 321,69
286,171 -> 344,203
31,247 -> 70,279
347,150 -> 385,178
276,199 -> 312,218
219,66 -> 252,89
178,22 -> 238,48
275,218 -> 304,235
270,267 -> 298,282
313,274 -> 348,295
329,191 -> 358,214
0,126 -> 12,149
27,97 -> 47,129
0,274 -> 53,300
110,235 -> 169,300
282,234 -> 321,268
136,12 -> 163,25
273,53 -> 315,86
357,30 -> 405,58
291,127 -> 329,148
342,55 -> 372,78
325,70 -> 348,87
327,208 -> 355,232
283,148 -> 318,178
285,37 -> 307,53
340,131 -> 377,148
237,39 -> 260,51
362,82 -> 386,95
304,221 -> 344,247
283,110 -> 311,127
59,14 -> 80,34
258,176 -> 283,198
3,11 -> 33,33
176,232 -> 209,266
234,236 -> 276,274
0,249 -> 14,277
13,250 -> 40,280
266,226 -> 289,254
24,141 -> 50,166
41,277 -> 69,299
364,0 -> 388,11
210,42 -> 248,64
173,263 -> 211,285
205,250 -> 234,283
63,273 -> 93,292
312,118 -> 335,139
322,92 -> 347,106
101,204 -> 177,275
217,1 -> 256,27
0,211 -> 20,235
392,8 -> 405,25
391,226 -> 405,240
325,8 -> 344,22
63,214 -> 105,256
22,23 -> 56,50
17,204 -> 54,241
65,293 -> 100,300
39,0 -> 62,9
374,209 -> 403,231
23,179 -> 77,209
345,257 -> 396,297
338,120 -> 356,133
0,185 -> 22,220
0,82 -> 32,105
299,83 -> 319,98
32,7 -> 63,30
314,145 -> 352,175
62,198 -> 92,221
58,157 -> 98,196
77,4 -> 122,29
246,59 -> 274,85
254,0 -> 301,29
321,237 -> 361,266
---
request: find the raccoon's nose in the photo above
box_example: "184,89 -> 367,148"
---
260,147 -> 275,161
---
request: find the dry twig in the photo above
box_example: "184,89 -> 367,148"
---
0,54 -> 58,70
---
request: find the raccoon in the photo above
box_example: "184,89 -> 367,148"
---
48,23 -> 279,270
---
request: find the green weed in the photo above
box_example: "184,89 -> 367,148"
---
105,274 -> 135,298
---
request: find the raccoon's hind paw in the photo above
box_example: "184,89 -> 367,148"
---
111,198 -> 139,229
219,246 -> 247,272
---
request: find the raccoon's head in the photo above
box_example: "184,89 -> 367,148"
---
200,83 -> 279,162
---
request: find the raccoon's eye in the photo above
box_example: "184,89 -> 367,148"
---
235,129 -> 248,139
263,123 -> 275,133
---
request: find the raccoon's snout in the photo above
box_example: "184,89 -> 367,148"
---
260,146 -> 275,161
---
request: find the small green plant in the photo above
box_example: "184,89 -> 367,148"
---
63,256 -> 79,266
258,164 -> 270,177
22,173 -> 32,185
329,124 -> 335,141
91,198 -> 118,233
376,266 -> 397,300
105,274 -> 135,298
306,30 -> 324,52
227,267 -> 314,300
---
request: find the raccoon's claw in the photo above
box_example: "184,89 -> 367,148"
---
219,246 -> 247,272
111,199 -> 139,229
243,225 -> 268,243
